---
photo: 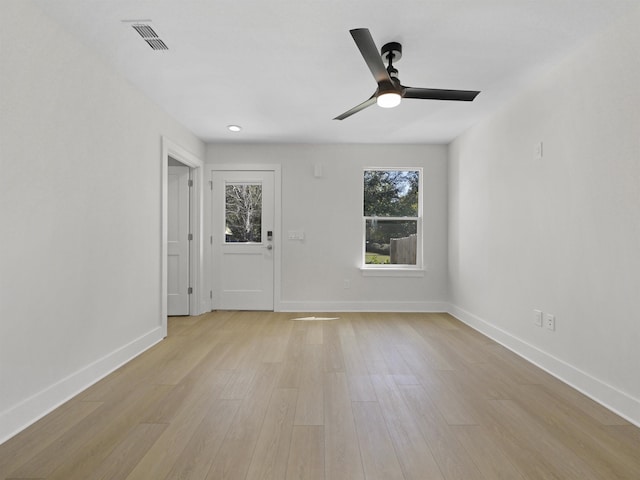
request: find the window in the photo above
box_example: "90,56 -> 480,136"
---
363,169 -> 422,268
225,183 -> 262,242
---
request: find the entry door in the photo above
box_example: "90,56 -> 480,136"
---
167,165 -> 190,315
212,170 -> 275,310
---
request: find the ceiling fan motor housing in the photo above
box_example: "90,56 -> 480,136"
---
381,41 -> 402,63
381,42 -> 402,81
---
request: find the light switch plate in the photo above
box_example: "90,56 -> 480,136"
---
533,309 -> 543,327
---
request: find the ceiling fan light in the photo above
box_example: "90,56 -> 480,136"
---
376,91 -> 401,108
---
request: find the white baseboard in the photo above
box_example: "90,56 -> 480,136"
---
447,304 -> 640,428
278,300 -> 448,313
0,327 -> 164,444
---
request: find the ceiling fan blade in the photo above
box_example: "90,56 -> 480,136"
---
334,95 -> 377,120
350,28 -> 393,86
403,87 -> 480,102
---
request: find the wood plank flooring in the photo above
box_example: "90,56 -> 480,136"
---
1,311 -> 639,479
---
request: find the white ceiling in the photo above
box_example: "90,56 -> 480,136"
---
33,0 -> 637,144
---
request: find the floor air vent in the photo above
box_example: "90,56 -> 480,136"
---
131,24 -> 168,51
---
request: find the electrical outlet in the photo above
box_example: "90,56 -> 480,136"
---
545,313 -> 555,331
534,141 -> 543,160
343,279 -> 350,289
533,309 -> 543,327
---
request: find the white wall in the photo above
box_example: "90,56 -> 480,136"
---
448,7 -> 640,425
206,144 -> 449,312
0,1 -> 204,442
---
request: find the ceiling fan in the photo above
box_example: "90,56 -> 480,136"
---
334,28 -> 480,120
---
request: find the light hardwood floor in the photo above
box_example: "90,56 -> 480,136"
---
1,311 -> 639,479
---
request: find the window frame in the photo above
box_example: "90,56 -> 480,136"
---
223,181 -> 264,244
361,167 -> 424,274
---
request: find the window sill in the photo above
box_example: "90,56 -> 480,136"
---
360,267 -> 425,277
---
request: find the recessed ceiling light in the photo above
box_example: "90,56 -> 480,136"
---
227,125 -> 242,132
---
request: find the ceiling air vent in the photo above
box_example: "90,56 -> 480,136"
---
131,24 -> 168,51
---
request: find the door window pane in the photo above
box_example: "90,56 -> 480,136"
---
225,183 -> 262,243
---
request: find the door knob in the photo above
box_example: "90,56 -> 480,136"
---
265,244 -> 273,250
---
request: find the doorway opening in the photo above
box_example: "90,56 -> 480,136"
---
161,137 -> 204,336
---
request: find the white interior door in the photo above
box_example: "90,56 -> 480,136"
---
212,170 -> 275,310
167,165 -> 190,315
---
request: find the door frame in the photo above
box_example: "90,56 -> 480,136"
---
206,164 -> 282,311
161,137 -> 204,336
